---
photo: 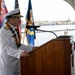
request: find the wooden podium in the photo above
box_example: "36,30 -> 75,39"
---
20,36 -> 74,75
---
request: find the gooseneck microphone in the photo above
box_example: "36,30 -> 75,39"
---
26,25 -> 57,38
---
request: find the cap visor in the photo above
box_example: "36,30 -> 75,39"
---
12,14 -> 23,17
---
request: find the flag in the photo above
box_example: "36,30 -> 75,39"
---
26,0 -> 35,46
14,0 -> 21,38
14,0 -> 19,9
0,0 -> 8,28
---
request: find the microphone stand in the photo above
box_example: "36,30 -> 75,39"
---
26,26 -> 57,38
35,28 -> 57,38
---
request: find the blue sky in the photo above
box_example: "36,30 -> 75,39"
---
5,0 -> 75,21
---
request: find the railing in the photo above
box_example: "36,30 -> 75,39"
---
21,28 -> 75,46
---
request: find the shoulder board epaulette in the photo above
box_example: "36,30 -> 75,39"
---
4,26 -> 10,30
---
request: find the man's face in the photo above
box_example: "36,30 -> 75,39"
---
10,17 -> 21,26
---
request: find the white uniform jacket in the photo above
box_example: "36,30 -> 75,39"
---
0,24 -> 32,73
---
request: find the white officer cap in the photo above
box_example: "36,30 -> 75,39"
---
5,8 -> 23,18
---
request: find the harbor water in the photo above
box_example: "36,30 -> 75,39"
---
21,24 -> 75,46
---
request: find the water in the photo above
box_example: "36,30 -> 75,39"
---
22,25 -> 75,46
21,24 -> 75,46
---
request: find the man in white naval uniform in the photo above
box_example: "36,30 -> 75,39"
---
0,8 -> 35,75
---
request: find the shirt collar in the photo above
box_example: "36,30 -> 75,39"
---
8,23 -> 16,30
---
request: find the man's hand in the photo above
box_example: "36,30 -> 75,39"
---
32,46 -> 38,50
21,51 -> 30,57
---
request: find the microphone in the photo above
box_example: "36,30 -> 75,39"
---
26,26 -> 40,29
26,25 -> 57,38
36,29 -> 57,38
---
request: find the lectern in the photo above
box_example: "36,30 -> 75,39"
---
20,36 -> 74,75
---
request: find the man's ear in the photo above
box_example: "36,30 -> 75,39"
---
10,18 -> 14,22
